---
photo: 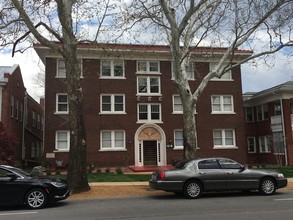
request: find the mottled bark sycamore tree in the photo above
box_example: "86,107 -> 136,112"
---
122,0 -> 293,159
0,0 -> 119,193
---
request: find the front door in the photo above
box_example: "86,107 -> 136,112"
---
143,141 -> 157,166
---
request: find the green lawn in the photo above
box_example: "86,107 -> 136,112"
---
88,172 -> 151,182
52,172 -> 151,182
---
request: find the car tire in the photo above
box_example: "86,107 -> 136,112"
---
259,178 -> 276,195
25,188 -> 48,209
184,180 -> 202,199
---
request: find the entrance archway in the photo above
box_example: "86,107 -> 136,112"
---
134,124 -> 166,167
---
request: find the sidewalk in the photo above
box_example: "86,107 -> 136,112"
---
89,178 -> 293,186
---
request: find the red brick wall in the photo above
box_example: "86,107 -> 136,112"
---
44,58 -> 248,166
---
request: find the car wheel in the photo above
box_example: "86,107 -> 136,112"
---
25,188 -> 48,209
184,180 -> 202,199
259,178 -> 276,195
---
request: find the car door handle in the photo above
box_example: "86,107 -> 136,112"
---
226,172 -> 233,174
199,172 -> 205,175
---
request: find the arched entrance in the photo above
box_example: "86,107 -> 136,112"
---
134,124 -> 166,167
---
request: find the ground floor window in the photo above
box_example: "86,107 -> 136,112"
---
259,136 -> 271,153
100,130 -> 125,151
55,130 -> 70,151
174,130 -> 183,149
213,129 -> 236,148
247,137 -> 256,153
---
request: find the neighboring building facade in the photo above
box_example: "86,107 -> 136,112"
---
244,81 -> 293,166
0,65 -> 43,165
34,43 -> 251,167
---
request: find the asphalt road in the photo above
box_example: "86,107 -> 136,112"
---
1,190 -> 293,220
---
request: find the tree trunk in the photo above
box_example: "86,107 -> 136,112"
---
64,48 -> 90,193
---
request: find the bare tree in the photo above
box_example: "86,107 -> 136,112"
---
121,0 -> 293,159
0,0 -> 120,193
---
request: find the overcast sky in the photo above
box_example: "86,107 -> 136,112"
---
1,47 -> 293,103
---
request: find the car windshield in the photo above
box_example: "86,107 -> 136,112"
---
175,160 -> 191,169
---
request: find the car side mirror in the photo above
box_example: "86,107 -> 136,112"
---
239,165 -> 246,172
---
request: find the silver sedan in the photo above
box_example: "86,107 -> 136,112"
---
149,158 -> 288,199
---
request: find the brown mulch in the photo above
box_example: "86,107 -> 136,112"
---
68,182 -> 293,200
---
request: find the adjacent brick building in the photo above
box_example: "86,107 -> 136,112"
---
244,81 -> 293,166
0,64 -> 43,165
34,43 -> 252,168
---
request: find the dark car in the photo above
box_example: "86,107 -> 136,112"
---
149,158 -> 288,199
0,165 -> 70,209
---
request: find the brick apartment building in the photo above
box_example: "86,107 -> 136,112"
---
0,64 -> 43,165
244,81 -> 293,166
34,43 -> 252,168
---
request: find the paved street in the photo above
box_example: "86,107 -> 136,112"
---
1,190 -> 293,220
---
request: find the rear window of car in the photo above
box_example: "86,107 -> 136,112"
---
198,160 -> 220,169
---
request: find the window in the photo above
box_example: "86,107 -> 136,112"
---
37,114 -> 41,129
100,94 -> 125,113
10,96 -> 14,117
32,111 -> 36,127
211,95 -> 234,113
210,62 -> 232,80
272,132 -> 285,154
100,130 -> 125,150
56,131 -> 70,151
171,61 -> 194,80
56,94 -> 68,114
137,76 -> 160,95
101,60 -> 124,78
274,101 -> 281,116
15,100 -> 19,120
247,137 -> 256,153
173,95 -> 183,113
57,59 -> 66,77
137,61 -> 159,73
138,104 -> 161,122
57,59 -> 82,78
257,104 -> 268,121
259,136 -> 271,153
213,129 -> 236,148
245,107 -> 254,122
174,130 -> 183,149
198,159 -> 220,169
219,159 -> 242,169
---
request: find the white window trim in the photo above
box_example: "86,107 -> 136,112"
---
100,94 -> 126,114
137,103 -> 162,123
100,60 -> 125,79
211,95 -> 235,114
171,61 -> 195,80
100,130 -> 126,151
173,130 -> 184,150
55,130 -> 70,152
247,136 -> 256,153
56,59 -> 83,78
55,93 -> 69,114
172,95 -> 183,114
259,136 -> 271,153
257,104 -> 268,121
136,61 -> 160,74
209,62 -> 233,81
137,76 -> 161,96
213,129 -> 237,149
